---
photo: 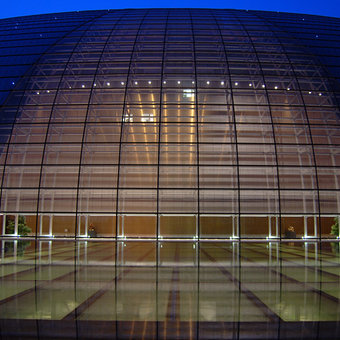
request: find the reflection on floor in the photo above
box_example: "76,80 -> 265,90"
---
0,240 -> 340,339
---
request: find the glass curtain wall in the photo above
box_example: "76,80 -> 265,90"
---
0,9 -> 339,239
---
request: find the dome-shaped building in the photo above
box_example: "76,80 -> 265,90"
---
0,8 -> 339,239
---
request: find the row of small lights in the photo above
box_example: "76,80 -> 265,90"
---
78,81 -> 322,95
11,79 -> 323,95
33,81 -> 323,96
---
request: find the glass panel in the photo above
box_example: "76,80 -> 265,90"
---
1,189 -> 38,212
160,166 -> 197,188
120,144 -> 158,165
39,189 -> 77,212
82,144 -> 119,164
118,215 -> 156,238
240,216 -> 269,238
199,123 -> 234,143
234,105 -> 271,123
6,145 -> 44,165
239,167 -> 277,189
238,144 -> 276,166
240,190 -> 279,214
160,215 -> 196,238
37,214 -> 52,236
200,190 -> 238,214
118,189 -> 157,213
3,166 -> 40,188
314,146 -> 340,167
159,190 -> 197,213
319,191 -> 340,214
280,190 -> 318,214
281,216 -> 304,238
160,144 -> 196,165
317,168 -> 340,189
52,215 -> 76,236
41,166 -> 78,188
121,124 -> 158,143
237,123 -> 273,143
200,216 -> 233,238
279,167 -> 317,189
47,124 -> 84,143
199,144 -> 236,165
78,189 -> 117,213
44,144 -> 81,165
119,166 -> 157,188
161,124 -> 196,143
200,166 -> 237,188
80,166 -> 118,188
276,145 -> 314,166
274,125 -> 311,144
84,124 -> 121,143
87,215 -> 116,237
10,124 -> 47,143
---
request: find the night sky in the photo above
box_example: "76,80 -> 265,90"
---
1,0 -> 339,20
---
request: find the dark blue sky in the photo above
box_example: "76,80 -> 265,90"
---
1,0 -> 339,19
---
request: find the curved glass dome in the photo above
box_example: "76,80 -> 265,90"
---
0,9 -> 339,239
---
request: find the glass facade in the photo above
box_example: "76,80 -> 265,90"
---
0,9 -> 340,239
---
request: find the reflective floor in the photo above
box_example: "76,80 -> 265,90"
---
1,240 -> 340,339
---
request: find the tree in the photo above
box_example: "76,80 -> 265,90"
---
330,217 -> 339,237
5,215 -> 31,236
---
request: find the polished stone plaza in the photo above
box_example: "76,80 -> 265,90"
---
1,239 -> 340,339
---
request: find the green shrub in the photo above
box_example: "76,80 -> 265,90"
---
5,215 -> 31,236
330,217 -> 339,237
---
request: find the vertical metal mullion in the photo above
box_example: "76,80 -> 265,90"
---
211,10 -> 241,239
230,11 -> 283,240
155,13 -> 169,336
188,10 -> 201,338
156,11 -> 169,241
189,10 -> 200,240
114,10 -> 150,240
74,12 -> 127,239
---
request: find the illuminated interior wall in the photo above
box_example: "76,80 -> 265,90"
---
0,9 -> 339,239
